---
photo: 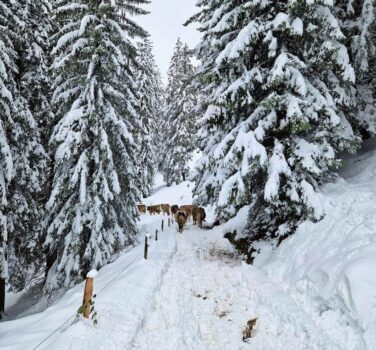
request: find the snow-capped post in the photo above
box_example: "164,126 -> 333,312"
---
161,219 -> 164,232
82,270 -> 97,319
155,229 -> 158,241
144,236 -> 148,260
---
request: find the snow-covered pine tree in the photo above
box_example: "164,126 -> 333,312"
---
46,0 -> 147,291
135,38 -> 164,197
160,39 -> 197,186
154,81 -> 166,173
188,0 -> 360,256
18,0 -> 53,145
0,0 -> 17,318
0,0 -> 48,313
6,0 -> 51,292
336,0 -> 376,136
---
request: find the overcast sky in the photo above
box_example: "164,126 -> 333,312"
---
137,0 -> 201,83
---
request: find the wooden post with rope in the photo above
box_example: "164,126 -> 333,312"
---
144,236 -> 148,260
82,270 -> 97,319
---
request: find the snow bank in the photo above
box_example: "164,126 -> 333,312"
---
0,215 -> 177,350
258,143 -> 376,349
143,180 -> 194,206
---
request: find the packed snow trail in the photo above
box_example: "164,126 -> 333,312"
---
131,223 -> 362,350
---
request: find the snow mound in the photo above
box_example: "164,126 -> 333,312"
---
143,180 -> 194,206
258,142 -> 376,349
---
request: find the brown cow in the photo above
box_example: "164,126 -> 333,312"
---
175,210 -> 188,234
192,207 -> 206,228
147,205 -> 161,215
171,205 -> 179,215
179,205 -> 196,221
137,204 -> 146,214
160,204 -> 171,216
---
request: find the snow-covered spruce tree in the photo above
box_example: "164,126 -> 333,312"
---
188,0 -> 360,256
135,38 -> 164,197
160,39 -> 197,186
46,0 -> 147,291
0,0 -> 17,317
336,0 -> 376,136
6,0 -> 51,292
0,0 -> 48,312
20,0 -> 53,145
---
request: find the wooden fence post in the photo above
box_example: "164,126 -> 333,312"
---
82,270 -> 97,319
161,219 -> 164,232
168,218 -> 170,227
144,236 -> 148,260
155,229 -> 158,241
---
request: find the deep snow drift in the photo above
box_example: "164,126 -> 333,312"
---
1,145 -> 376,349
257,141 -> 376,349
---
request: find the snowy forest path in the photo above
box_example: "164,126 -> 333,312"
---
131,213 -> 370,350
129,221 -> 342,350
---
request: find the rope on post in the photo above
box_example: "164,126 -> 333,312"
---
144,236 -> 148,260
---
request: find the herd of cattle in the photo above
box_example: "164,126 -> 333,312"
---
137,204 -> 207,234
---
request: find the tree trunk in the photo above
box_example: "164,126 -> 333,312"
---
45,250 -> 57,281
0,277 -> 5,319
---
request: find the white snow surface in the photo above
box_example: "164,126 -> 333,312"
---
0,214 -> 177,350
257,141 -> 376,350
2,144 -> 376,349
143,180 -> 194,206
86,270 -> 98,279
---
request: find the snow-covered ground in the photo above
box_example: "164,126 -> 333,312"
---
0,214 -> 177,350
257,141 -> 376,349
143,180 -> 194,206
2,144 -> 376,349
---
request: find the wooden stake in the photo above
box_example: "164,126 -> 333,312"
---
161,219 -> 164,232
82,277 -> 94,319
144,236 -> 148,260
168,218 -> 170,227
155,229 -> 158,241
